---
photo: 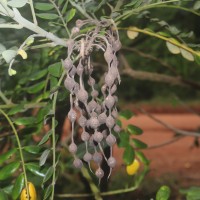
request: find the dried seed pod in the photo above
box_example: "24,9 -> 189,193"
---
114,125 -> 121,133
77,61 -> 84,76
106,134 -> 116,146
95,104 -> 101,114
69,143 -> 77,154
88,100 -> 97,112
88,77 -> 95,86
77,89 -> 88,103
98,112 -> 107,124
71,27 -> 80,35
78,115 -> 87,127
68,66 -> 77,77
91,90 -> 99,98
95,167 -> 104,179
113,40 -> 122,52
89,117 -> 99,129
107,157 -> 116,168
104,47 -> 113,64
68,109 -> 77,123
111,84 -> 117,94
64,77 -> 76,91
83,152 -> 92,162
106,115 -> 115,129
81,131 -> 90,141
105,73 -> 115,87
93,131 -> 103,143
76,19 -> 84,28
73,158 -> 83,168
64,58 -> 73,70
105,94 -> 115,109
112,109 -> 118,118
93,152 -> 103,164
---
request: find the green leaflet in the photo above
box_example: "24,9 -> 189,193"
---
12,173 -> 24,200
0,162 -> 20,181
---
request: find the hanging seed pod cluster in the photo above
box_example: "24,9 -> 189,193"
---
63,19 -> 121,181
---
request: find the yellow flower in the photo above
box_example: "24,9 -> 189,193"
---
20,182 -> 37,200
126,159 -> 140,175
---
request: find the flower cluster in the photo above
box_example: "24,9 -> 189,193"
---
63,19 -> 121,181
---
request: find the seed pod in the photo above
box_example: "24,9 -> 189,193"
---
73,158 -> 83,168
111,84 -> 117,94
69,143 -> 77,154
64,58 -> 73,70
73,83 -> 80,94
78,115 -> 87,127
91,90 -> 99,98
93,131 -> 103,143
106,134 -> 116,146
105,94 -> 115,109
88,77 -> 95,86
95,104 -> 101,114
106,115 -> 115,129
71,27 -> 80,35
64,77 -> 76,91
88,100 -> 97,112
104,47 -> 113,64
95,167 -> 104,179
77,89 -> 88,103
83,152 -> 92,162
98,112 -> 107,124
77,61 -> 84,76
93,152 -> 103,164
112,109 -> 118,118
68,66 -> 77,77
107,157 -> 116,168
81,131 -> 90,141
76,19 -> 84,28
114,125 -> 121,133
105,73 -> 115,87
113,40 -> 122,52
68,109 -> 77,123
89,117 -> 99,129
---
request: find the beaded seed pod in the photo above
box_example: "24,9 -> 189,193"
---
63,19 -> 121,182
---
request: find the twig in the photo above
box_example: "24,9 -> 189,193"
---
29,0 -> 38,25
2,5 -> 67,47
69,0 -> 93,20
56,185 -> 138,198
148,135 -> 185,149
0,90 -> 11,104
173,95 -> 200,116
138,107 -> 200,137
119,27 -> 200,57
120,54 -> 189,87
49,0 -> 70,37
122,47 -> 178,75
0,109 -> 30,199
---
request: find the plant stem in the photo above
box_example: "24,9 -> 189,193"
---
153,5 -> 200,17
69,0 -> 93,20
0,109 -> 29,199
49,0 -> 70,37
119,27 -> 200,57
115,0 -> 179,22
56,185 -> 139,198
0,102 -> 46,109
50,71 -> 65,200
3,5 -> 67,47
0,90 -> 11,104
29,0 -> 38,25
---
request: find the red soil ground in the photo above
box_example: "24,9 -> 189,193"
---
113,105 -> 200,197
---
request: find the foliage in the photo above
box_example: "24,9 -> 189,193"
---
0,0 -> 199,199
